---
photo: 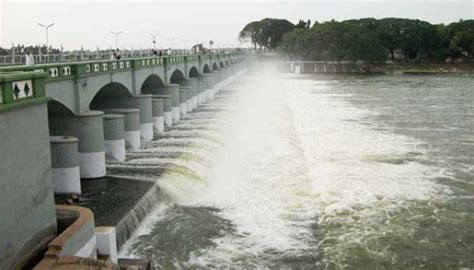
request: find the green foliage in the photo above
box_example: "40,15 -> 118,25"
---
276,18 -> 474,62
239,21 -> 261,49
240,18 -> 295,50
446,20 -> 474,58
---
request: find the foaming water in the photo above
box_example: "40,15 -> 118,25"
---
120,68 -> 474,269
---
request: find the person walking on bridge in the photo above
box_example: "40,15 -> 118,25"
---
25,51 -> 34,66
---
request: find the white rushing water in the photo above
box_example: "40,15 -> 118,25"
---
120,68 -> 456,268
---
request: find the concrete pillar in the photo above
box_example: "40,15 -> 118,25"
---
182,86 -> 195,112
50,136 -> 81,194
179,88 -> 188,117
103,109 -> 140,150
96,227 -> 118,264
197,78 -> 207,105
201,73 -> 216,100
181,79 -> 198,110
132,95 -> 153,142
103,114 -> 126,161
151,98 -> 164,133
153,94 -> 173,127
160,84 -> 180,123
49,110 -> 106,179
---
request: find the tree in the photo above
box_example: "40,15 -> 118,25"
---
239,21 -> 261,49
248,17 -> 473,62
257,18 -> 295,50
296,19 -> 311,29
239,18 -> 295,50
280,28 -> 311,59
446,20 -> 474,58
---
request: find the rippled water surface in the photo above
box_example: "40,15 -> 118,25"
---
119,69 -> 474,269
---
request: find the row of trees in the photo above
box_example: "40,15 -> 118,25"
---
239,18 -> 474,62
0,45 -> 61,55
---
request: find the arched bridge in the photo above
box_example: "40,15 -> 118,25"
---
0,52 -> 243,115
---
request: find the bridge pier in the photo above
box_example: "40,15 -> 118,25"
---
103,114 -> 126,161
153,95 -> 173,127
196,78 -> 207,105
151,98 -> 164,133
202,73 -> 217,100
50,136 -> 81,194
49,110 -> 106,179
103,109 -> 140,151
181,78 -> 198,110
132,95 -> 153,142
179,88 -> 188,117
159,84 -> 180,123
185,86 -> 195,112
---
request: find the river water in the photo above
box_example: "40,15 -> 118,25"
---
118,68 -> 474,269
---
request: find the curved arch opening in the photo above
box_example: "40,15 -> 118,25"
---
212,62 -> 218,70
219,61 -> 224,68
225,60 -> 229,66
203,64 -> 211,74
47,100 -> 76,137
90,82 -> 133,110
189,66 -> 199,78
141,74 -> 165,95
170,70 -> 186,84
48,100 -> 75,117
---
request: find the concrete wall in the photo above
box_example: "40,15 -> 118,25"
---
0,102 -> 57,269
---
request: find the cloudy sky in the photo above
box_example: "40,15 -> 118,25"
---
0,0 -> 472,50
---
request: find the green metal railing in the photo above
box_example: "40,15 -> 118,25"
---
0,70 -> 49,112
0,53 -> 242,82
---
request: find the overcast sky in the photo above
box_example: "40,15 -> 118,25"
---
0,0 -> 472,50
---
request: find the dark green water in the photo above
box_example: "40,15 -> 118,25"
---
119,73 -> 474,269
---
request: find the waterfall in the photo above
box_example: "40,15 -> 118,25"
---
115,184 -> 164,249
112,70 -> 246,251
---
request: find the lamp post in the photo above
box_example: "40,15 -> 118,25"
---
151,34 -> 158,50
110,31 -> 123,50
38,22 -> 54,58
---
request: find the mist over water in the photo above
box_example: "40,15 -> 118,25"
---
119,66 -> 474,269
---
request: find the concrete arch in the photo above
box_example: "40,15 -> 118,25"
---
89,82 -> 134,110
141,74 -> 166,95
189,66 -> 200,78
47,99 -> 75,117
225,60 -> 229,66
203,64 -> 211,74
212,62 -> 219,71
170,69 -> 186,84
219,61 -> 224,68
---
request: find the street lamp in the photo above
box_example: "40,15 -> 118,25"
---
151,34 -> 158,50
110,31 -> 123,50
38,22 -> 54,57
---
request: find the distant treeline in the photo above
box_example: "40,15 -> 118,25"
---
0,45 -> 61,55
239,18 -> 474,62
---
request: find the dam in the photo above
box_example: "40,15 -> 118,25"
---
1,55 -> 473,268
0,51 -> 246,268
